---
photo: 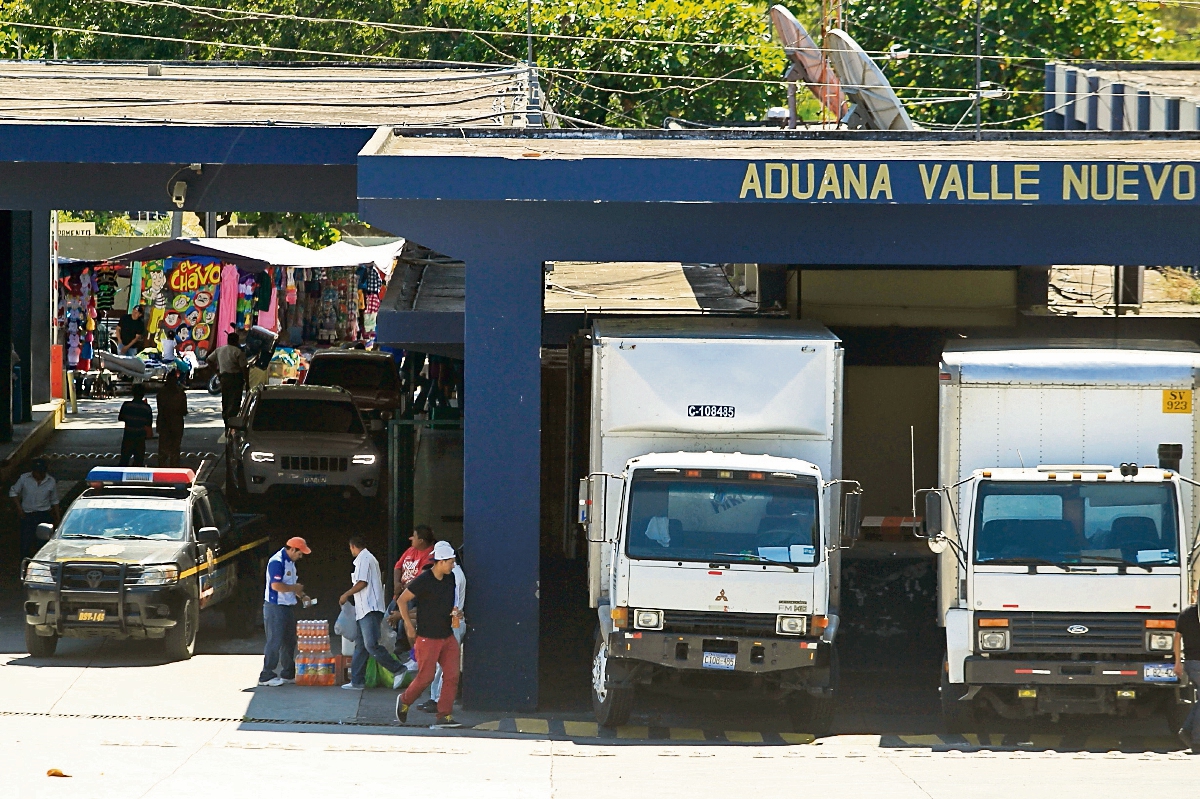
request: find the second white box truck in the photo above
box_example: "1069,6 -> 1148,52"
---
579,318 -> 860,731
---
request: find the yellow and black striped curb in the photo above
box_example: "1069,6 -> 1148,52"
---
884,733 -> 1183,752
472,719 -> 813,744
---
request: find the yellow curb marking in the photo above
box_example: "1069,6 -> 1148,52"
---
725,731 -> 764,743
563,721 -> 599,738
514,718 -> 550,735
668,728 -> 706,741
616,725 -> 650,739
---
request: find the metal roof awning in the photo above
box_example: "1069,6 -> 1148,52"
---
109,236 -> 404,272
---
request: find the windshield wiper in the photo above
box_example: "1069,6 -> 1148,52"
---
1076,554 -> 1161,572
711,553 -> 801,572
976,557 -> 1069,571
60,534 -> 108,540
110,534 -> 156,540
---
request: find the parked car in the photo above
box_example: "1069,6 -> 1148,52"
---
303,349 -> 402,424
227,384 -> 382,499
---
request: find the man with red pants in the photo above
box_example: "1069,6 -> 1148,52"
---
393,541 -> 463,729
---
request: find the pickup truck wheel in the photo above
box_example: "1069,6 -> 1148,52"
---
592,630 -> 633,727
164,597 -> 199,660
940,658 -> 977,733
24,624 -> 57,657
786,645 -> 838,736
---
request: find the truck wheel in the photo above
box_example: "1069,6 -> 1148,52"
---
786,645 -> 838,736
164,597 -> 199,660
592,630 -> 633,727
940,659 -> 976,732
24,624 -> 57,657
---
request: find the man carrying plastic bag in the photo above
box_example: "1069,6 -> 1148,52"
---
339,536 -> 407,691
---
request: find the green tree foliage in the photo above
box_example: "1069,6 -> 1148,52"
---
841,0 -> 1168,127
237,212 -> 357,247
57,209 -> 135,235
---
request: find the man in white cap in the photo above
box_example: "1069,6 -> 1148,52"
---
392,540 -> 463,728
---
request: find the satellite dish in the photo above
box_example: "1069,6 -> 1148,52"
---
825,28 -> 916,131
769,5 -> 844,119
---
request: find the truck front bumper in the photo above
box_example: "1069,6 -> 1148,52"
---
965,656 -> 1185,687
608,630 -> 821,674
24,585 -> 182,640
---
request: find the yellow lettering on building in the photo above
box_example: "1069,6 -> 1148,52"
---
764,163 -> 788,199
1063,165 -> 1088,200
869,164 -> 893,199
1090,164 -> 1115,201
1143,164 -> 1170,200
843,163 -> 867,199
739,163 -> 763,199
919,164 -> 943,199
939,165 -> 965,200
1014,164 -> 1040,200
966,164 -> 988,200
989,164 -> 1012,200
1174,165 -> 1196,200
1115,164 -> 1139,201
816,163 -> 842,200
792,163 -> 815,199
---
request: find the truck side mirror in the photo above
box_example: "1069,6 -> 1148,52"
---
924,491 -> 943,538
196,526 -> 221,545
227,417 -> 246,430
36,522 -> 54,541
841,491 -> 862,547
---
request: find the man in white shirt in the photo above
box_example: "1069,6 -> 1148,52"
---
339,536 -> 407,690
9,459 -> 60,558
206,331 -> 248,428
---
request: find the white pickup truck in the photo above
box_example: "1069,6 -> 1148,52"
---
580,318 -> 860,732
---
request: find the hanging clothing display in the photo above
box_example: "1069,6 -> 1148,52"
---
216,263 -> 240,347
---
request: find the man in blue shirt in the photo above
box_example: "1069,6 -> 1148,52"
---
258,537 -> 311,687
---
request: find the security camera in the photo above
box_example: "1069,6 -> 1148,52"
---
172,180 -> 187,208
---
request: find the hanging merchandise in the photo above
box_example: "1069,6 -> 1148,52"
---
143,261 -> 169,335
164,257 -> 223,358
95,265 -> 118,311
257,280 -> 279,331
216,263 -> 239,347
128,262 -> 145,313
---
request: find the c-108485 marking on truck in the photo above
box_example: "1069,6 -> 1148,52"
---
688,404 -> 735,418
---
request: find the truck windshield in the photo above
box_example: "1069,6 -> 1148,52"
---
58,498 -> 187,541
974,482 -> 1179,566
252,398 -> 364,434
625,475 -> 820,564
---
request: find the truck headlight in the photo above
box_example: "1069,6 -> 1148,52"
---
979,630 -> 1009,651
250,451 -> 275,463
776,615 -> 807,636
1148,633 -> 1174,651
133,566 -> 179,586
23,562 -> 54,586
633,609 -> 663,630
352,454 -> 376,465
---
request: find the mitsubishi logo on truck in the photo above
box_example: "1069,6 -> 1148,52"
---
715,589 -> 729,602
1067,625 -> 1089,635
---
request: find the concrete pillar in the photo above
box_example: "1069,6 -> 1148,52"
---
461,254 -> 542,711
10,211 -> 32,424
0,211 -> 13,440
30,209 -> 51,404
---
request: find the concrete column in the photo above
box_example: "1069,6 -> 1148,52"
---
30,209 -> 50,404
0,211 -> 13,440
10,211 -> 31,423
462,254 -> 542,711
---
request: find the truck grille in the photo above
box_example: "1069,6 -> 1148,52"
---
1005,612 -> 1156,654
661,610 -> 780,638
281,456 -> 348,472
61,563 -> 124,591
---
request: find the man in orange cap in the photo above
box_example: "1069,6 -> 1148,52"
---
258,537 -> 311,687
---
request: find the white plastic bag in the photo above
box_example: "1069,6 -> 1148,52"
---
379,619 -> 398,654
334,601 -> 359,642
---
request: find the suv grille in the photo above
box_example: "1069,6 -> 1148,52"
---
60,563 -> 143,591
281,456 -> 348,472
1003,612 -> 1158,654
661,610 -> 780,638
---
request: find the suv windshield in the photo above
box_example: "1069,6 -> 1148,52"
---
306,358 -> 398,391
625,473 -> 820,564
59,498 -> 187,540
974,481 -> 1179,566
252,397 -> 364,434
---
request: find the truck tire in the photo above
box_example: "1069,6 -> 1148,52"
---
164,596 -> 199,660
592,629 -> 633,727
24,624 -> 57,657
786,645 -> 838,736
940,658 -> 976,733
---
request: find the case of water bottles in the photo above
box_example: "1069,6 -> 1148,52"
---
295,619 -> 339,686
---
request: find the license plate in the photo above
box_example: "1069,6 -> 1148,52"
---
77,609 -> 106,622
701,651 -> 737,671
1144,663 -> 1178,683
302,475 -> 328,485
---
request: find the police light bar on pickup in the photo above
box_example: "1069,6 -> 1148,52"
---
86,467 -> 196,487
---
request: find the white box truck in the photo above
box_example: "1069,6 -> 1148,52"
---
925,341 -> 1199,725
579,318 -> 861,731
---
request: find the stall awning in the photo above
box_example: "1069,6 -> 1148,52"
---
110,237 -> 404,272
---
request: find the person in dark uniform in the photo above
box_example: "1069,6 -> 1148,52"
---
117,384 -> 154,466
115,306 -> 147,356
156,369 -> 188,467
1174,603 -> 1200,751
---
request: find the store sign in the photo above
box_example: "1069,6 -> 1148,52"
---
164,257 -> 222,356
168,260 -> 223,292
736,161 -> 1200,204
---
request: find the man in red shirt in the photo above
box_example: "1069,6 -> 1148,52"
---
393,541 -> 463,729
394,525 -> 437,600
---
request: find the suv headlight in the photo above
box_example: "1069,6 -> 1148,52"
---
133,565 -> 179,586
24,562 -> 54,586
1148,632 -> 1174,651
352,454 -> 376,465
776,615 -> 807,636
979,630 -> 1010,651
250,451 -> 275,463
633,609 -> 663,630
